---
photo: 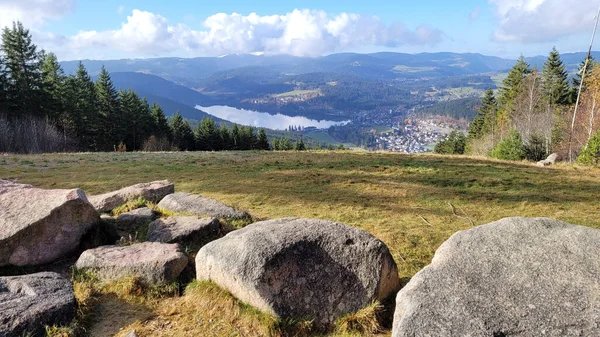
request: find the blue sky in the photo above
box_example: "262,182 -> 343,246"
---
1,0 -> 598,60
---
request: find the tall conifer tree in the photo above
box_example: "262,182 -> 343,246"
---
1,21 -> 43,116
150,103 -> 172,141
40,52 -> 65,122
64,62 -> 100,150
542,47 -> 569,106
170,112 -> 195,151
497,55 -> 531,132
257,128 -> 270,150
95,66 -> 121,150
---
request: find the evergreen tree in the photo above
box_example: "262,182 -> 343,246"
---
279,138 -> 293,150
542,47 -> 569,106
468,89 -> 498,140
0,54 -> 8,112
119,89 -> 140,151
64,62 -> 100,150
272,138 -> 280,150
136,97 -> 154,149
295,137 -> 306,151
40,52 -> 66,123
1,21 -> 43,117
480,89 -> 498,136
240,126 -> 257,150
170,112 -> 195,151
434,130 -> 466,154
257,128 -> 270,150
577,129 -> 600,165
219,124 -> 232,150
497,56 -> 531,130
570,55 -> 596,104
150,103 -> 172,141
95,66 -> 121,150
231,124 -> 241,150
468,114 -> 484,140
195,118 -> 220,151
489,130 -> 525,161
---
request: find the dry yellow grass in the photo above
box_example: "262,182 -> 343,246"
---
3,150 -> 600,336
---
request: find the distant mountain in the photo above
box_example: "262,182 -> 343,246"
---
525,52 -> 600,74
105,72 -> 222,121
70,51 -> 600,123
109,72 -> 211,107
62,51 -> 600,89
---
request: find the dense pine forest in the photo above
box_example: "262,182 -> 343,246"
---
0,22 -> 275,153
435,48 -> 600,165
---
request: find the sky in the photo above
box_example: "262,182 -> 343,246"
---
0,0 -> 599,61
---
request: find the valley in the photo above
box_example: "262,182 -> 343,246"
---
57,51 -> 599,152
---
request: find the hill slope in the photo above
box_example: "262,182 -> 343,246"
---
3,151 -> 600,336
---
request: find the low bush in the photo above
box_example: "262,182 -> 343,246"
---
524,134 -> 547,161
434,130 -> 466,155
577,130 -> 600,165
489,130 -> 525,161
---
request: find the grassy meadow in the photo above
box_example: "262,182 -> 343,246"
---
2,151 -> 600,336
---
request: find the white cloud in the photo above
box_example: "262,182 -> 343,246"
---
490,0 -> 599,43
36,9 -> 444,59
0,0 -> 75,28
118,5 -> 125,15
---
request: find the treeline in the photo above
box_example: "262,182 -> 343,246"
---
436,47 -> 600,165
0,22 -> 271,153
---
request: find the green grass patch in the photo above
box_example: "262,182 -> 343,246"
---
2,151 -> 600,336
392,65 -> 436,73
273,89 -> 321,98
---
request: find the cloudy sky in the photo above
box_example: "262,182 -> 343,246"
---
0,0 -> 598,60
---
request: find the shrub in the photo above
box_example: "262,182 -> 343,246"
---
577,130 -> 600,165
434,130 -> 466,155
143,135 -> 174,152
116,142 -> 127,152
0,115 -> 77,153
524,134 -> 547,161
489,130 -> 525,161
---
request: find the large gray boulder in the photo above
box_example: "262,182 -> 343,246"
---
157,192 -> 249,219
392,217 -> 600,337
0,180 -> 99,266
147,216 -> 220,246
0,272 -> 76,336
88,180 -> 174,212
196,218 -> 400,326
75,242 -> 188,285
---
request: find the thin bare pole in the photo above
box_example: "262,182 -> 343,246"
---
569,6 -> 600,163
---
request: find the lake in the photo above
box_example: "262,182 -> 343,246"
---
196,105 -> 350,130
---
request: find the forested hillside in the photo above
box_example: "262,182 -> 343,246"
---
0,22 -> 280,153
435,47 -> 600,166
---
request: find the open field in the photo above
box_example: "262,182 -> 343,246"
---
304,131 -> 356,148
491,73 -> 508,88
2,151 -> 600,336
392,65 -> 436,73
273,89 -> 321,98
